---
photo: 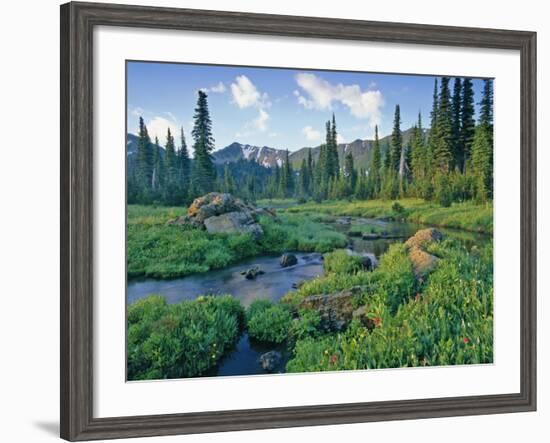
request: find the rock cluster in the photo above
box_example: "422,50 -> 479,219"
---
404,228 -> 444,277
168,193 -> 275,240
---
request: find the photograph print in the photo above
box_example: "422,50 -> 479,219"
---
126,61 -> 494,381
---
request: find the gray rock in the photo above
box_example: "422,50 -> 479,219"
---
204,210 -> 264,240
241,266 -> 264,280
280,253 -> 298,268
258,351 -> 282,372
298,286 -> 365,332
168,193 -> 273,239
404,229 -> 444,278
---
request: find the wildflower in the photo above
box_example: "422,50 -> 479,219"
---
373,316 -> 382,327
330,354 -> 338,364
415,293 -> 421,302
463,337 -> 470,344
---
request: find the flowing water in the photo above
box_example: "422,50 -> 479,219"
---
127,217 -> 489,377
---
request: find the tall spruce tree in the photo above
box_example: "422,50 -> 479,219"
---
434,77 -> 453,172
306,148 -> 314,194
479,79 -> 494,145
343,151 -> 356,195
390,105 -> 403,173
451,78 -> 462,170
178,127 -> 191,196
427,79 -> 439,175
329,113 -> 340,178
162,128 -> 179,204
191,90 -> 216,196
151,135 -> 164,193
281,149 -> 294,197
470,124 -> 492,202
460,78 -> 476,173
136,116 -> 153,194
370,125 -> 382,196
410,113 -> 425,180
299,158 -> 309,197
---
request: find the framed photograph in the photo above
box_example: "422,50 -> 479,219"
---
60,1 -> 536,440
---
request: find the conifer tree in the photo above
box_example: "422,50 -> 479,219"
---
178,127 -> 191,196
434,77 -> 453,173
191,90 -> 216,196
411,113 -> 425,181
151,136 -> 164,193
427,79 -> 439,175
390,105 -> 403,173
460,78 -> 476,173
306,148 -> 314,194
451,78 -> 462,169
479,79 -> 494,146
136,116 -> 153,194
470,124 -> 492,202
282,149 -> 294,197
370,125 -> 382,196
162,128 -> 179,204
343,151 -> 356,196
299,158 -> 309,197
329,113 -> 340,178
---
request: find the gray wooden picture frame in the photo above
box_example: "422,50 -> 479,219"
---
60,2 -> 537,441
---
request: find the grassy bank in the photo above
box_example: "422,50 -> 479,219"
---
128,236 -> 493,379
285,238 -> 493,372
127,205 -> 347,279
282,198 -> 493,234
127,295 -> 244,380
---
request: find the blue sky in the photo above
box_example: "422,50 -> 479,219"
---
127,61 -> 485,152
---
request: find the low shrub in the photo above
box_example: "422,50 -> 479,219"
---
376,243 -> 418,314
246,300 -> 292,344
288,309 -> 322,343
323,249 -> 364,275
127,295 -> 244,380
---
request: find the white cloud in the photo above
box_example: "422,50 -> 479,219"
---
337,133 -> 346,144
131,107 -> 144,117
230,75 -> 270,109
253,109 -> 270,131
164,111 -> 178,122
295,73 -> 385,127
268,132 -> 278,138
302,125 -> 321,142
145,116 -> 180,144
201,81 -> 227,94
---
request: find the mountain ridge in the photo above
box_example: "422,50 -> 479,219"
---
126,127 -> 420,172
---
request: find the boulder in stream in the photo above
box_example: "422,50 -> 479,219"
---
241,266 -> 264,280
258,350 -> 282,372
280,253 -> 298,268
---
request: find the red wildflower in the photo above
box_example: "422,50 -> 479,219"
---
415,293 -> 422,302
373,316 -> 382,327
463,337 -> 470,344
330,354 -> 338,364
